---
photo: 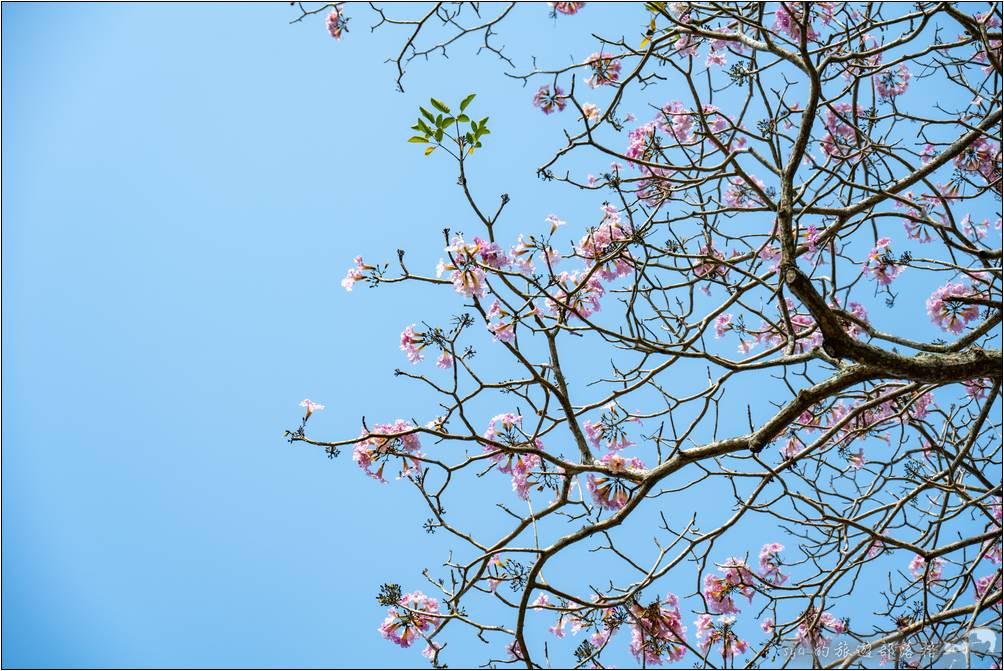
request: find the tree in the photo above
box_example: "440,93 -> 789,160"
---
287,3 -> 1002,668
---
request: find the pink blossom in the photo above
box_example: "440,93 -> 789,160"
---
963,378 -> 992,400
759,543 -> 789,586
659,101 -> 693,143
795,607 -> 846,650
341,255 -> 368,291
533,84 -> 567,114
673,33 -> 700,58
586,452 -> 645,510
299,398 -> 325,418
761,617 -> 774,634
483,413 -> 543,500
400,324 -> 425,364
926,282 -> 982,333
820,103 -> 862,161
628,594 -> 688,665
487,300 -> 517,343
575,205 -> 633,281
953,137 -> 1001,187
547,271 -> 605,320
774,2 -> 819,42
875,64 -> 911,99
447,263 -> 488,298
862,237 -> 903,285
545,214 -> 566,235
353,420 -> 423,483
584,52 -> 621,88
378,590 -> 441,648
703,559 -> 756,614
549,1 -> 584,15
505,638 -> 526,661
867,540 -> 884,558
695,614 -> 748,660
326,7 -> 349,40
693,244 -> 729,281
909,554 -> 944,583
706,48 -> 727,67
436,351 -> 453,369
582,408 -> 636,452
715,313 -> 733,339
974,574 -> 1002,602
724,176 -> 767,209
581,103 -> 601,121
421,642 -> 443,661
625,121 -> 661,164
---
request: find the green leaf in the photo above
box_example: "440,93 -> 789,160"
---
417,119 -> 434,135
425,146 -> 437,156
420,107 -> 435,122
442,116 -> 455,127
459,93 -> 476,112
434,128 -> 444,142
457,114 -> 470,123
479,116 -> 489,128
408,136 -> 429,143
430,98 -> 451,114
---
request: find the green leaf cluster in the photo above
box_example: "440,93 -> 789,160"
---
408,94 -> 490,157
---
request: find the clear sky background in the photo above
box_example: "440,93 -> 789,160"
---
2,3 -> 998,669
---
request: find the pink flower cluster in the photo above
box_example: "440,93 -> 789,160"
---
533,84 -> 567,114
820,103 -> 862,162
584,52 -> 621,88
695,614 -> 749,661
378,590 -> 441,648
326,7 -> 349,40
714,313 -> 733,339
299,398 -> 325,418
341,256 -> 370,291
974,574 -> 1002,603
909,554 -> 944,583
795,607 -> 846,650
575,205 -> 634,280
546,271 -> 605,321
703,559 -> 756,614
724,175 -> 767,209
926,281 -> 982,333
353,420 -> 423,483
548,1 -> 584,15
773,2 -> 823,42
628,594 -> 688,665
758,542 -> 789,586
439,235 -> 506,298
953,137 -> 1001,188
875,64 -> 911,100
586,452 -> 645,510
399,325 -> 453,368
582,403 -> 638,452
483,413 -> 543,499
862,237 -> 903,285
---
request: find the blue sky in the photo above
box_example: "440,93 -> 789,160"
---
3,3 -> 999,668
0,3 -> 645,666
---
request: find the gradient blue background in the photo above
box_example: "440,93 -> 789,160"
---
3,3 -> 999,668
